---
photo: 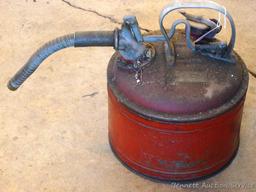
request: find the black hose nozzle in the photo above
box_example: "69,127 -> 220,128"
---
8,31 -> 114,91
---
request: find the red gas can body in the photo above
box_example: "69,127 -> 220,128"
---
107,33 -> 249,181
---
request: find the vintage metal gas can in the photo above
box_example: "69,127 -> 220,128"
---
107,35 -> 248,181
8,1 -> 249,182
107,3 -> 248,181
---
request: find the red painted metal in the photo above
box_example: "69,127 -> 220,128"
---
108,88 -> 245,181
106,31 -> 248,181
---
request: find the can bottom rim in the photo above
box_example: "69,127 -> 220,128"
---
108,136 -> 239,183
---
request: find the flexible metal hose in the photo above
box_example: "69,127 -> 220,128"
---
8,31 -> 114,91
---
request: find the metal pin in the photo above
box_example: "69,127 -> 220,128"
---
134,60 -> 143,85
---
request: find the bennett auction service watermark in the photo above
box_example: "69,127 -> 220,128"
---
172,182 -> 256,189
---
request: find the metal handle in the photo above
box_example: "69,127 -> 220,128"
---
159,0 -> 236,57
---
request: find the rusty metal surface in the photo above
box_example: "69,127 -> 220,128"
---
107,31 -> 249,122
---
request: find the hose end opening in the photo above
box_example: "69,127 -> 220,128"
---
7,80 -> 19,91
